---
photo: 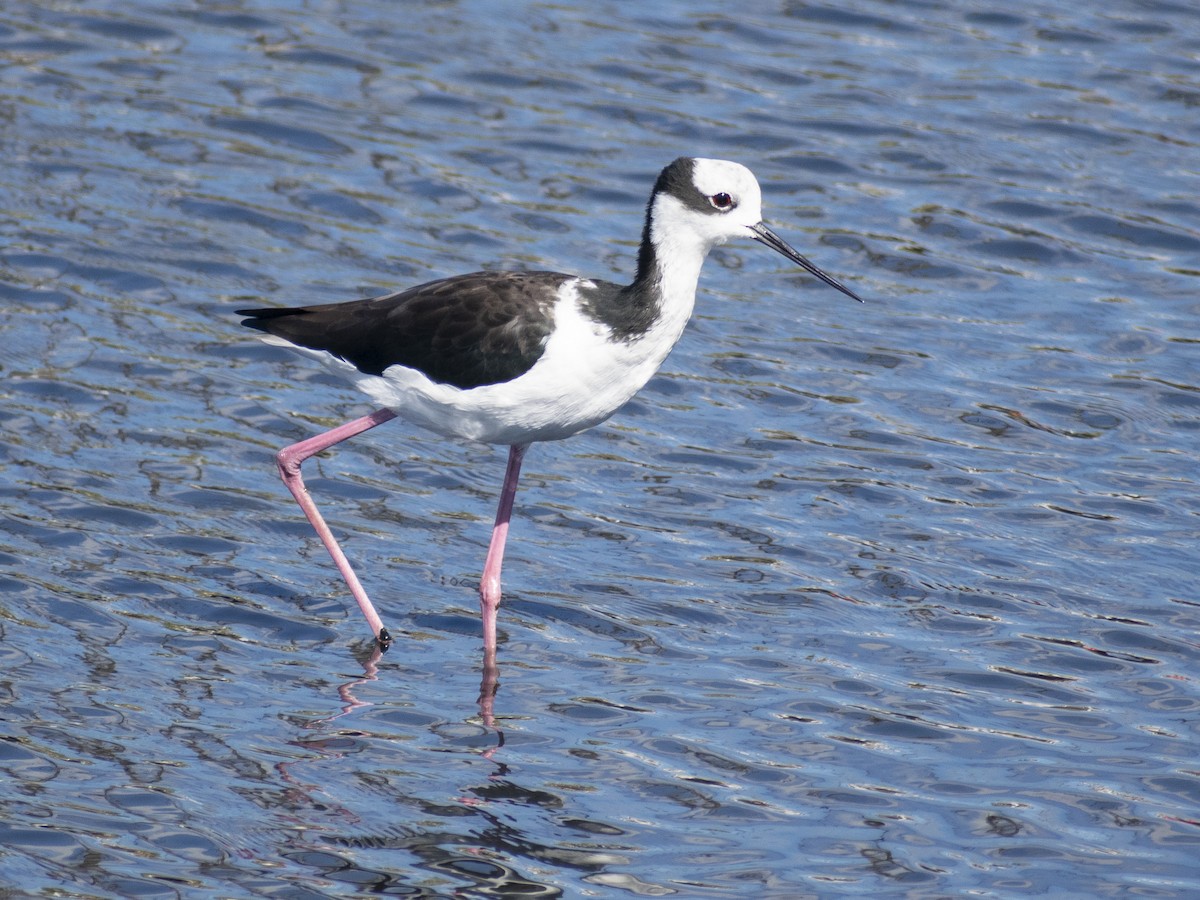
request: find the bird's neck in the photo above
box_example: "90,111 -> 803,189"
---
635,192 -> 712,284
579,193 -> 713,346
626,193 -> 713,339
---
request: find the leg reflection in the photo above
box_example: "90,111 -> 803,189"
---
478,643 -> 505,759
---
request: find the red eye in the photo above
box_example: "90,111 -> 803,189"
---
710,192 -> 734,210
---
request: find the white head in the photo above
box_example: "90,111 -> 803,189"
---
649,158 -> 763,250
644,157 -> 862,301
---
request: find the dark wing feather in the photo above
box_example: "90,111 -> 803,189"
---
238,271 -> 565,389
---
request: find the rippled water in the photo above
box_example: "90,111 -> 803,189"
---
2,0 -> 1198,895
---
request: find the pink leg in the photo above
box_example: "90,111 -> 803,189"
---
479,444 -> 528,653
275,407 -> 398,645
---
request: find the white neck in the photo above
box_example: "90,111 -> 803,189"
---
643,193 -> 717,349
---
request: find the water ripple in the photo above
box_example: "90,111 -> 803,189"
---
2,0 -> 1199,896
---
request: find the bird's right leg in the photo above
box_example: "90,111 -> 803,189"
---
479,443 -> 529,654
274,407 -> 398,646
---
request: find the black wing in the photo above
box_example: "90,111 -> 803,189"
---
238,271 -> 566,390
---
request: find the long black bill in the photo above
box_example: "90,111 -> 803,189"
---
749,222 -> 863,303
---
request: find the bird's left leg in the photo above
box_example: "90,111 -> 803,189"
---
274,407 -> 398,645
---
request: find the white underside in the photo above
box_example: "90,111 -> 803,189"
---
264,277 -> 699,446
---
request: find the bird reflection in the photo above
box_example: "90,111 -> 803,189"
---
478,644 -> 503,746
316,635 -> 507,763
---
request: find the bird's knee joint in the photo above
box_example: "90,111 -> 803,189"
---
276,450 -> 302,479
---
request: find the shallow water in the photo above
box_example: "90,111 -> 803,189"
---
2,0 -> 1198,895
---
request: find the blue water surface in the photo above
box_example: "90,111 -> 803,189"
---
2,0 -> 1198,896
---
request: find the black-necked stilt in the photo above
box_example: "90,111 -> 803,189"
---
238,157 -> 861,651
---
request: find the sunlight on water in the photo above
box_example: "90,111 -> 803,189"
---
1,0 -> 1198,895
